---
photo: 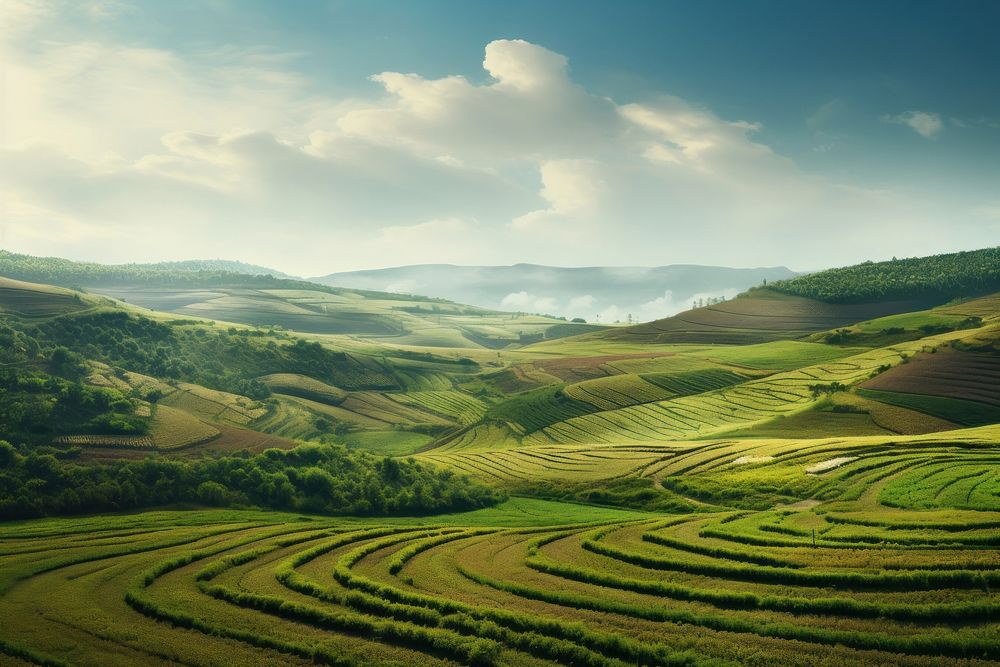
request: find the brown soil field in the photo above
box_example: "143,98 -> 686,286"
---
76,423 -> 298,461
600,290 -> 928,344
861,348 -> 1000,407
534,352 -> 668,383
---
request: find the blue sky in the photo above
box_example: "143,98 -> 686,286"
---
1,0 -> 997,274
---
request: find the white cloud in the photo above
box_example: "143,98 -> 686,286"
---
883,110 -> 943,138
0,16 -> 983,274
500,291 -> 559,313
383,279 -> 418,294
511,159 -> 606,231
567,294 -> 595,313
336,39 -> 623,164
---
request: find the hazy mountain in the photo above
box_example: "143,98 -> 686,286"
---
312,264 -> 797,322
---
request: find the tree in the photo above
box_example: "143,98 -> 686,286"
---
197,481 -> 228,506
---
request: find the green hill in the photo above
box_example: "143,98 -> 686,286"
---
0,251 -> 606,348
765,246 -> 1000,303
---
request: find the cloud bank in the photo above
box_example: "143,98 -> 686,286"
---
0,4 -> 986,275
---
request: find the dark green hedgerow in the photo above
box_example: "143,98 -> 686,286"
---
583,535 -> 999,590
523,549 -> 1000,623
0,637 -> 71,667
641,529 -> 800,568
201,584 -> 502,666
131,525 -> 501,666
824,513 -> 1000,532
386,528 -> 497,575
329,532 -> 713,667
123,589 -> 361,667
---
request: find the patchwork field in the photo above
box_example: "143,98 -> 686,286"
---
4,436 -> 1000,667
3,254 -> 1000,665
593,290 -> 928,345
860,348 -> 1000,408
88,285 -> 604,349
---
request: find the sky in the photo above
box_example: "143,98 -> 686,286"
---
1,0 -> 998,277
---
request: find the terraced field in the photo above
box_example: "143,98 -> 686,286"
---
521,346 -> 910,446
160,382 -> 269,425
420,423 -> 1000,487
860,348 -> 1000,408
512,326 -> 998,447
593,290 -> 928,345
391,391 -> 488,425
258,373 -> 348,404
4,437 -> 1000,667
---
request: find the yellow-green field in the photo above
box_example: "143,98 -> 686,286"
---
4,442 -> 1000,667
4,261 -> 1000,665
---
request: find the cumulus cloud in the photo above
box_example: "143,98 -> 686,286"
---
883,110 -> 943,138
0,14 -> 975,274
567,294 -> 596,313
511,159 -> 606,231
500,291 -> 559,313
337,39 -> 624,164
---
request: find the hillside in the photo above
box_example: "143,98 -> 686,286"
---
579,288 -> 929,345
1,251 -> 603,348
313,263 -> 797,321
139,259 -> 297,279
577,249 -> 1000,346
0,249 -> 433,299
3,250 -> 1000,666
765,246 -> 1000,303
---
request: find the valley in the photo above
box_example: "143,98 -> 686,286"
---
1,247 -> 999,665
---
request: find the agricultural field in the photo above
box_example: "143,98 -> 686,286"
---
860,348 -> 1000,408
3,252 -> 1000,665
258,373 -> 349,405
0,277 -> 107,318
88,285 -> 604,349
4,433 -> 1000,667
591,289 -> 928,345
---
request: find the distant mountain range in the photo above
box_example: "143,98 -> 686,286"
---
311,264 -> 797,322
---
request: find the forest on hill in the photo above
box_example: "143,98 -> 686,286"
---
766,246 -> 1000,303
0,250 -> 439,302
2,247 -> 1000,666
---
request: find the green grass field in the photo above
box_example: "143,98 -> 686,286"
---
5,434 -> 1000,666
3,258 -> 1000,665
89,285 -> 605,350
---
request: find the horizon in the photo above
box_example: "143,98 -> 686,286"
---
3,4 -> 1000,662
2,0 -> 999,276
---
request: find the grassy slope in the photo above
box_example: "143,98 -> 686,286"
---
5,436 -> 1000,666
585,289 -> 928,345
3,258 -> 1000,665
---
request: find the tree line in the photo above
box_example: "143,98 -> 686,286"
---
763,247 -> 1000,303
0,249 -> 440,303
0,441 -> 504,519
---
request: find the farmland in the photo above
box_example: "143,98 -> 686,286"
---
88,284 -> 601,349
590,289 -> 929,345
3,250 -> 1000,665
4,440 -> 1000,667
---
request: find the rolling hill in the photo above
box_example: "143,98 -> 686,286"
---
3,247 -> 1000,667
0,251 -> 607,348
313,263 -> 797,321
